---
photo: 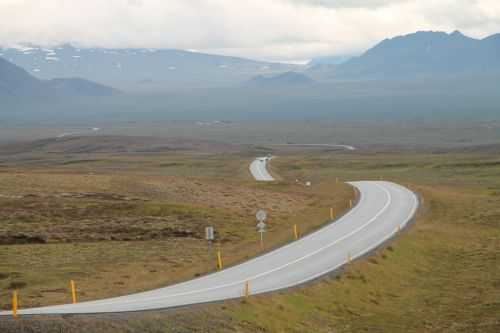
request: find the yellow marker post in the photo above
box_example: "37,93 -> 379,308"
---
330,207 -> 334,220
244,281 -> 250,298
217,249 -> 223,271
349,200 -> 353,208
70,280 -> 77,304
12,290 -> 18,318
347,253 -> 352,264
293,224 -> 299,240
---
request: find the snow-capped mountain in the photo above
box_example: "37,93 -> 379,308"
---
0,45 -> 295,91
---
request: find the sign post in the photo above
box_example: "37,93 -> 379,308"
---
256,210 -> 267,249
205,226 -> 215,246
205,226 -> 219,270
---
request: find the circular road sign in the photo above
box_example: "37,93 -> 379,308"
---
256,210 -> 267,222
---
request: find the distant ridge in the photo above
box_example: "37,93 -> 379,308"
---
308,30 -> 500,79
247,71 -> 314,87
46,78 -> 116,97
0,44 -> 296,91
0,56 -> 116,97
0,56 -> 43,96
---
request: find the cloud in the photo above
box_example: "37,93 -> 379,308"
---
288,0 -> 409,9
0,0 -> 499,61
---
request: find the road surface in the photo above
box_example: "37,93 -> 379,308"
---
249,156 -> 275,181
267,144 -> 357,151
0,179 -> 418,316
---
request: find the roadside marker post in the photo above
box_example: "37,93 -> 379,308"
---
347,253 -> 352,264
349,200 -> 353,208
217,249 -> 223,270
244,281 -> 250,298
330,207 -> 334,220
12,290 -> 18,318
293,224 -> 299,240
70,280 -> 77,304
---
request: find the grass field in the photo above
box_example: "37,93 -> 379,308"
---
0,143 -> 353,312
218,151 -> 500,332
0,133 -> 499,332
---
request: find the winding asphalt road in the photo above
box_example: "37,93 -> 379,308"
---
249,157 -> 275,181
267,144 -> 356,151
0,158 -> 418,316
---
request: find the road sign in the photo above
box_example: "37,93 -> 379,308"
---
205,226 -> 215,241
257,221 -> 266,232
256,210 -> 268,248
256,210 -> 267,222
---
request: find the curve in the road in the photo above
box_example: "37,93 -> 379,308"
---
1,161 -> 418,316
250,156 -> 275,181
266,143 -> 357,151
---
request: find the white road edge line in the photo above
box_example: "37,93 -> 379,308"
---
259,182 -> 419,294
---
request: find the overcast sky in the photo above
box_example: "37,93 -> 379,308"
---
1,0 -> 499,61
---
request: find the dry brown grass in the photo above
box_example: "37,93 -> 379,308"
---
0,151 -> 352,311
2,149 -> 499,333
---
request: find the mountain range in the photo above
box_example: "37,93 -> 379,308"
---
308,31 -> 500,79
0,56 -> 116,97
0,45 -> 294,91
1,30 -> 499,97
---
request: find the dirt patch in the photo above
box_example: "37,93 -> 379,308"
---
8,281 -> 27,290
0,234 -> 47,245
